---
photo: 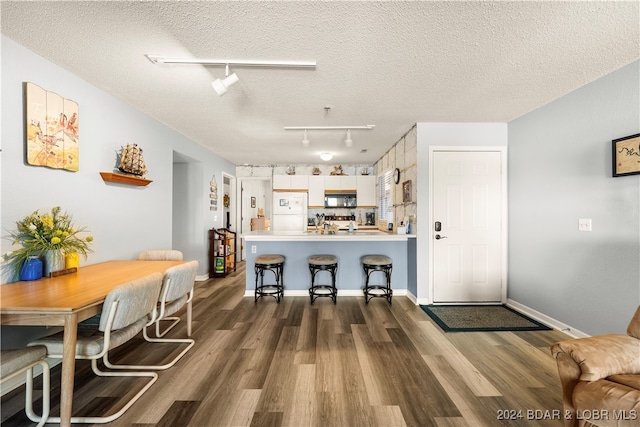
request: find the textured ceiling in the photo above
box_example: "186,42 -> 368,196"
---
2,1 -> 639,166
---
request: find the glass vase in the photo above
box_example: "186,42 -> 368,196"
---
42,250 -> 64,277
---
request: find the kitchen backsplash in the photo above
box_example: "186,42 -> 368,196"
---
308,207 -> 376,226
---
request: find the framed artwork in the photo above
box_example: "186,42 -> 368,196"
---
25,82 -> 79,171
251,196 -> 256,208
402,180 -> 412,202
613,133 -> 640,177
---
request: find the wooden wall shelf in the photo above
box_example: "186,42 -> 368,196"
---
99,172 -> 152,186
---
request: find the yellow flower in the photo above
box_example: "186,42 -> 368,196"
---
51,237 -> 61,245
41,215 -> 53,228
86,236 -> 94,242
61,231 -> 69,237
54,230 -> 63,236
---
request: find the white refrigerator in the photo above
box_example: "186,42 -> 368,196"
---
272,192 -> 308,232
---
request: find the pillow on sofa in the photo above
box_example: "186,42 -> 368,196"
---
552,334 -> 640,382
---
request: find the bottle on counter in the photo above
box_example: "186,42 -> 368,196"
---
349,221 -> 354,233
357,211 -> 363,226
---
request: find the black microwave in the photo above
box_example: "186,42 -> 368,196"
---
324,193 -> 357,208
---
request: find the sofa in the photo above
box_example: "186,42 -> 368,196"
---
551,306 -> 640,427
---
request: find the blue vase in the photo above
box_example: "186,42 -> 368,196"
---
20,256 -> 43,281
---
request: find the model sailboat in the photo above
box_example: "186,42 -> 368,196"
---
118,144 -> 148,176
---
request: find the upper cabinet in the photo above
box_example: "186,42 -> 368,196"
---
273,174 -> 375,208
324,176 -> 356,191
308,175 -> 325,207
357,175 -> 376,207
273,175 -> 309,191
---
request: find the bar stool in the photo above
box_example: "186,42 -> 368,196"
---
254,255 -> 285,303
362,255 -> 393,305
308,255 -> 338,304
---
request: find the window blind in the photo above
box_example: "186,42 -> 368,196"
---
378,170 -> 393,222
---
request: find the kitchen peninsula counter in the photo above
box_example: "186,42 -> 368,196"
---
244,231 -> 416,297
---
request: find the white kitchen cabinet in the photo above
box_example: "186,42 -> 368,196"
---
357,175 -> 376,207
272,175 -> 290,190
290,175 -> 309,190
308,175 -> 325,207
272,175 -> 309,190
324,175 -> 357,191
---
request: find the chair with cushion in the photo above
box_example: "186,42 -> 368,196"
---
1,346 -> 50,427
137,250 -> 183,261
362,254 -> 393,305
254,254 -> 285,303
308,254 -> 338,304
106,260 -> 198,370
28,273 -> 163,424
551,305 -> 640,427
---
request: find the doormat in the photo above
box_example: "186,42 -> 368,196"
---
420,304 -> 551,332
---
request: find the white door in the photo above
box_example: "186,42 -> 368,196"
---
432,150 -> 504,303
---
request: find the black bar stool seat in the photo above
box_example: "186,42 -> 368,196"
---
308,254 -> 338,304
362,254 -> 393,305
254,254 -> 285,303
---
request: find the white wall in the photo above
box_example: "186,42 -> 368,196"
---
415,124 -> 508,303
1,36 -> 235,346
508,61 -> 640,335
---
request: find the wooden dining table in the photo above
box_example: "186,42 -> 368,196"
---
0,259 -> 186,427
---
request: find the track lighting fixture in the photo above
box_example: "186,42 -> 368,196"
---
302,129 -> 310,147
145,55 -> 316,95
345,129 -> 353,147
320,152 -> 333,161
211,64 -> 239,96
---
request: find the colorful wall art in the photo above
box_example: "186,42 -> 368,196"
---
25,82 -> 79,171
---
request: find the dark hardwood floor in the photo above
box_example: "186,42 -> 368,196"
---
1,262 -> 570,426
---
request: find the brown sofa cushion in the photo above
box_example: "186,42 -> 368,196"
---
608,375 -> 640,390
573,379 -> 640,427
552,335 -> 640,382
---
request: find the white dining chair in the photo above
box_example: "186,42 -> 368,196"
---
28,272 -> 163,424
1,346 -> 50,427
137,249 -> 183,260
106,260 -> 199,371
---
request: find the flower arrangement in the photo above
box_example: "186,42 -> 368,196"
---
3,206 -> 93,279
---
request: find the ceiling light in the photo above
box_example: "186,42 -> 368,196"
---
320,152 -> 333,161
345,129 -> 353,147
302,130 -> 310,147
211,64 -> 239,96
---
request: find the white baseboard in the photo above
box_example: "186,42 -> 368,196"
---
506,299 -> 590,338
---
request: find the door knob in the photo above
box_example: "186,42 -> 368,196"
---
435,234 -> 447,240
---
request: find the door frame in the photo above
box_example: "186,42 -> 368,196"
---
428,146 -> 508,305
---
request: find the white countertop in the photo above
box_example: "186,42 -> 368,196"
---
244,230 -> 414,241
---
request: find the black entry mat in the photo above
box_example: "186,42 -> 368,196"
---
420,304 -> 552,332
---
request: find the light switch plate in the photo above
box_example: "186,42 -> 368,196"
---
578,218 -> 592,232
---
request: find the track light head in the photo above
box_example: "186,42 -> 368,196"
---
302,129 -> 310,147
212,64 -> 239,95
345,129 -> 353,147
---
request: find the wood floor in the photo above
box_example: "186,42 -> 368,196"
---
1,262 -> 571,426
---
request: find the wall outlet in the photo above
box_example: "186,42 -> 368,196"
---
251,245 -> 257,253
578,218 -> 592,232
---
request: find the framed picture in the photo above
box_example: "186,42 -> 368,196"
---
613,133 -> 640,177
251,196 -> 256,208
402,180 -> 412,203
25,82 -> 80,171
279,199 -> 289,207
